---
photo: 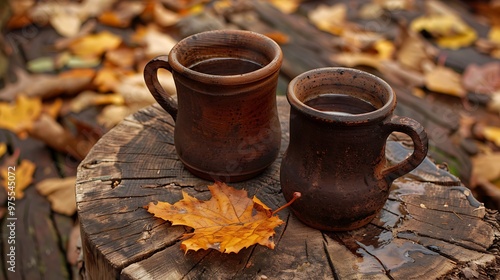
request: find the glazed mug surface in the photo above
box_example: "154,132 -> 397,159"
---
144,30 -> 283,182
280,67 -> 428,231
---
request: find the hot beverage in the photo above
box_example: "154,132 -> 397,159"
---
189,58 -> 262,76
304,93 -> 377,114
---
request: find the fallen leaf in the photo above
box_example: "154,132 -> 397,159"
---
104,47 -> 136,69
29,2 -> 84,36
424,66 -> 466,97
0,95 -> 42,138
152,1 -> 182,27
70,91 -> 125,113
96,104 -> 134,128
0,154 -> 36,199
50,6 -> 83,37
30,114 -> 94,160
98,2 -> 145,28
374,0 -> 414,10
268,0 -> 300,14
0,143 -> 6,158
263,32 -> 290,45
146,182 -> 284,254
132,24 -> 177,58
65,56 -> 101,69
488,25 -> 500,44
410,14 -> 477,49
117,73 -> 164,106
395,25 -> 436,72
27,56 -> 57,73
462,62 -> 500,94
93,67 -> 126,93
69,31 -> 122,57
36,177 -> 77,216
482,126 -> 500,147
472,153 -> 500,182
0,68 -> 95,101
43,98 -> 63,119
308,4 -> 347,36
489,92 -> 500,114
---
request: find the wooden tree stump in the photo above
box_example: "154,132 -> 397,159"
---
76,96 -> 500,279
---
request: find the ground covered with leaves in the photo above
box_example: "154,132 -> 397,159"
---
1,0 -> 500,279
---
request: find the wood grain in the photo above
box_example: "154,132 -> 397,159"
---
77,97 -> 499,279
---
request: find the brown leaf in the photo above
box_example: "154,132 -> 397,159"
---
146,182 -> 284,254
36,177 -> 77,216
29,114 -> 95,160
98,2 -> 145,28
462,62 -> 500,94
0,68 -> 95,101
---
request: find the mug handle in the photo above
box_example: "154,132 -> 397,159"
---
381,115 -> 429,183
143,55 -> 178,121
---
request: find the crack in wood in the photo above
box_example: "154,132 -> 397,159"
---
275,213 -> 291,246
355,245 -> 395,280
322,240 -> 340,280
401,231 -> 490,254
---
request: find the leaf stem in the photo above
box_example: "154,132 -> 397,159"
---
272,192 -> 301,215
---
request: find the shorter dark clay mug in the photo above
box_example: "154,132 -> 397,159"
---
144,30 -> 283,182
280,67 -> 428,231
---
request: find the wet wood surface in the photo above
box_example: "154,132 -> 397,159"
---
76,97 -> 500,279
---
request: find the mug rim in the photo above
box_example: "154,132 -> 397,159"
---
287,67 -> 395,124
168,29 -> 283,85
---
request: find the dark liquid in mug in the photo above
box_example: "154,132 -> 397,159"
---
304,94 -> 377,114
189,58 -> 263,75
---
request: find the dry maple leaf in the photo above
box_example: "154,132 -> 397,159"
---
146,182 -> 286,254
0,150 -> 36,199
0,95 -> 42,138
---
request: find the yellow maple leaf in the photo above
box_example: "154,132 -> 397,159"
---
69,31 -> 122,57
410,14 -> 477,49
146,182 -> 285,254
0,95 -> 42,138
1,158 -> 36,199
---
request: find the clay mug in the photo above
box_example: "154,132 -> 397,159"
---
280,67 -> 428,231
143,30 -> 283,182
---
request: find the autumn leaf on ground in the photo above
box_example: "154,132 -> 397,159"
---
308,4 -> 347,36
0,150 -> 36,199
462,62 -> 500,94
472,153 -> 500,183
424,65 -> 465,97
36,177 -> 77,216
69,31 -> 122,57
146,182 -> 285,254
0,95 -> 42,138
0,143 -> 6,158
410,14 -> 477,49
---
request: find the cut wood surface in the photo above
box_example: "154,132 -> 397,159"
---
76,96 -> 500,279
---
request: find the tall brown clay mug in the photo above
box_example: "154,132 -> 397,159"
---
280,67 -> 428,231
144,30 -> 283,182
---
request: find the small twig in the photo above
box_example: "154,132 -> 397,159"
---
272,192 -> 301,215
